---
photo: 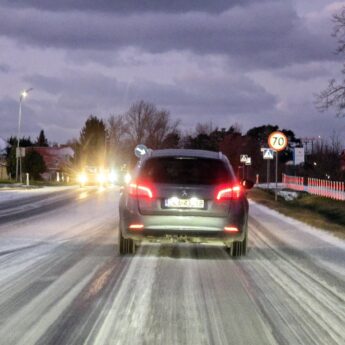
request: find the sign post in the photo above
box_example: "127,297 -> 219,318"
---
245,156 -> 251,179
268,131 -> 288,201
240,154 -> 248,179
262,148 -> 274,188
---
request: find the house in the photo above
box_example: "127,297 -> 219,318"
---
29,146 -> 74,181
0,137 -> 9,180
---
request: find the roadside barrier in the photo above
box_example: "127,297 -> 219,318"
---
282,174 -> 345,201
282,174 -> 305,192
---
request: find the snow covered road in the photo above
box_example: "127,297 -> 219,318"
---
0,188 -> 344,345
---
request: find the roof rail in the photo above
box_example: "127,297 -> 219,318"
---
218,151 -> 222,159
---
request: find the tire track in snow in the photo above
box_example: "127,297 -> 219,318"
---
234,214 -> 345,345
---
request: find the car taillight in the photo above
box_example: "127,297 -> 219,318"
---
129,182 -> 154,199
224,226 -> 239,232
216,185 -> 242,201
129,224 -> 144,230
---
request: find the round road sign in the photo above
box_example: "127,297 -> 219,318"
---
268,131 -> 288,151
134,144 -> 148,158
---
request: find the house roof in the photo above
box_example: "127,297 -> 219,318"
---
0,137 -> 7,155
30,146 -> 74,171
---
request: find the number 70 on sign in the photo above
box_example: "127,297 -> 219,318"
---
268,131 -> 288,151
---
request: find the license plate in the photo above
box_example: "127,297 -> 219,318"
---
164,197 -> 204,209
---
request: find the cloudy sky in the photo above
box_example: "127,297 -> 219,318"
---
0,0 -> 344,144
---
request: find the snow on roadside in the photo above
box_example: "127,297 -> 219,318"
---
0,186 -> 78,203
249,200 -> 345,278
249,200 -> 345,249
277,190 -> 299,201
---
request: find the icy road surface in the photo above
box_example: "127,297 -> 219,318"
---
0,187 -> 344,345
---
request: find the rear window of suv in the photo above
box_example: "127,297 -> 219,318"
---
139,157 -> 232,185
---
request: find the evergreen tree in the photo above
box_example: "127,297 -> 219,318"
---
246,125 -> 279,147
6,137 -> 33,178
76,115 -> 106,167
36,130 -> 49,147
24,150 -> 46,180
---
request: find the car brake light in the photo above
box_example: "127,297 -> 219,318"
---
224,226 -> 239,232
216,185 -> 242,200
129,182 -> 154,199
129,224 -> 144,230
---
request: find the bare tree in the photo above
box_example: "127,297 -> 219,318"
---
316,6 -> 345,116
123,100 -> 180,149
124,100 -> 156,145
108,115 -> 125,149
305,133 -> 343,179
146,110 -> 180,149
107,114 -> 126,164
195,121 -> 214,136
330,130 -> 342,154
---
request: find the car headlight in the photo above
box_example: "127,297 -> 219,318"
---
108,170 -> 117,183
124,172 -> 131,184
78,173 -> 88,184
97,172 -> 106,184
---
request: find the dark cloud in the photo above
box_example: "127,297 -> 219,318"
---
0,97 -> 41,139
0,64 -> 10,73
0,0 -> 342,144
2,0 -> 262,14
274,100 -> 345,141
0,2 -> 336,68
0,94 -> 88,143
18,69 -> 277,142
25,70 -> 277,114
275,63 -> 331,80
25,75 -> 64,94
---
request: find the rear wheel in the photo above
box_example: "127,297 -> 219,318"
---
118,220 -> 136,255
229,232 -> 247,258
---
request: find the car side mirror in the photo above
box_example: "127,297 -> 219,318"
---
241,179 -> 254,190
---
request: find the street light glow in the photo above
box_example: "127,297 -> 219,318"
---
20,88 -> 33,100
16,87 -> 33,182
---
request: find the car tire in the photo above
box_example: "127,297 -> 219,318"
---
230,232 -> 247,258
118,228 -> 125,255
118,220 -> 136,255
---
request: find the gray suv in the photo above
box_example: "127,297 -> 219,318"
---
118,149 -> 253,257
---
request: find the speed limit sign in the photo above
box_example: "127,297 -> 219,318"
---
268,131 -> 288,151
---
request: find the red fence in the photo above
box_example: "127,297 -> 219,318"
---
282,174 -> 345,201
282,175 -> 305,191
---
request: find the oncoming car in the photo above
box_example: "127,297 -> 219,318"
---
118,149 -> 253,257
77,166 -> 118,187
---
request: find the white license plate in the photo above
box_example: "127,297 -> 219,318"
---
164,197 -> 204,209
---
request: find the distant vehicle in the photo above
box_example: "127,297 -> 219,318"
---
118,149 -> 253,257
77,166 -> 117,187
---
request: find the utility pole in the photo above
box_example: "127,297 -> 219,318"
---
16,88 -> 33,182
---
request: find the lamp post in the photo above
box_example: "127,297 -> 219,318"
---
16,88 -> 33,182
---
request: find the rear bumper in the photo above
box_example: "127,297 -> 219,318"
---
121,213 -> 246,244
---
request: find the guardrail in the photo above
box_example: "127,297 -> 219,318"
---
282,174 -> 345,201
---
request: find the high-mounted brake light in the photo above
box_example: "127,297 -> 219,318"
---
216,185 -> 242,200
129,182 -> 154,199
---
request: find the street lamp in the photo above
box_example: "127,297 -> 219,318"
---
16,88 -> 33,182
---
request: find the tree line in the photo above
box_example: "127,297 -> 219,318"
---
4,100 -> 344,181
5,130 -> 48,179
70,100 -> 344,181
